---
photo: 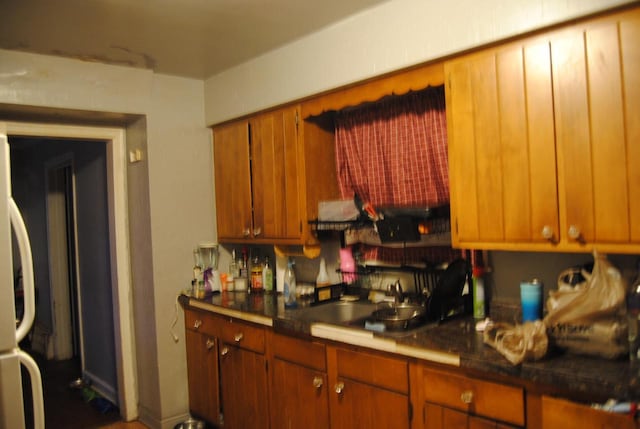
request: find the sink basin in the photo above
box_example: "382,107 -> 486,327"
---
293,300 -> 378,325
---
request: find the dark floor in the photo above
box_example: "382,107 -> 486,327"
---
23,350 -> 126,429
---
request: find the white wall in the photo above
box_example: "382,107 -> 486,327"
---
204,0 -> 634,125
0,49 -> 212,429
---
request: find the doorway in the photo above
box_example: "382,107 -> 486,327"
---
4,121 -> 138,422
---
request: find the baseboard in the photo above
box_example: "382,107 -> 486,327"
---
137,405 -> 189,429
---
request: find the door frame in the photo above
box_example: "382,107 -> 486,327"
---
4,121 -> 138,421
44,154 -> 81,362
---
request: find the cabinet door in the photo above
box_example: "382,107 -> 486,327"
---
423,403 -> 518,429
329,377 -> 409,429
271,358 -> 329,429
446,40 -> 558,250
250,105 -> 302,241
541,396 -> 636,429
551,10 -> 640,250
184,330 -> 221,426
219,344 -> 269,429
213,120 -> 253,240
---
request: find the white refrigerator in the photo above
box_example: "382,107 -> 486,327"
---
0,124 -> 45,428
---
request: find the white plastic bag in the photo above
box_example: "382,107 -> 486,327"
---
544,251 -> 628,358
483,321 -> 548,365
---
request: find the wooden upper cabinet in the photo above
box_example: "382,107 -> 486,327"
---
446,40 -> 558,249
213,119 -> 253,241
446,6 -> 640,253
250,105 -> 302,241
213,104 -> 339,246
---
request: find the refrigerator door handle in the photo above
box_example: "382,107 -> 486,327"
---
18,349 -> 45,429
9,197 -> 35,343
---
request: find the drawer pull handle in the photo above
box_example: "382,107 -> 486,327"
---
334,382 -> 345,394
312,376 -> 323,389
541,225 -> 554,241
253,227 -> 262,237
242,228 -> 251,237
234,332 -> 244,342
460,390 -> 474,404
221,346 -> 229,356
205,339 -> 215,350
193,320 -> 202,329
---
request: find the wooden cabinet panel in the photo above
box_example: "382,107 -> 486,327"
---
335,347 -> 408,394
185,328 -> 221,426
552,13 -> 640,248
328,346 -> 410,429
329,377 -> 410,429
184,308 -> 221,338
446,40 -> 557,248
271,358 -> 330,429
219,344 -> 269,429
250,105 -> 302,241
213,119 -> 252,241
541,396 -> 636,429
219,318 -> 265,354
411,363 -> 524,429
272,332 -> 326,371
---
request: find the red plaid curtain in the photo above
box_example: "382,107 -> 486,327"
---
335,85 -> 449,208
334,85 -> 461,265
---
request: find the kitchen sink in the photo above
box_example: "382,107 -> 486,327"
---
292,300 -> 378,325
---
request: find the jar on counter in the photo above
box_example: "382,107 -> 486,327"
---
251,257 -> 264,293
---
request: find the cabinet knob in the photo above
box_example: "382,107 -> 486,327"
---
567,225 -> 581,240
220,346 -> 229,356
206,338 -> 215,350
312,376 -> 323,389
541,225 -> 554,241
460,390 -> 474,404
253,227 -> 262,237
234,332 -> 244,342
334,381 -> 345,394
242,228 -> 251,237
193,320 -> 202,330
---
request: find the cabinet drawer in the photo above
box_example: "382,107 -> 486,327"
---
336,347 -> 408,394
422,368 -> 524,426
542,396 -> 636,429
273,333 -> 326,371
185,309 -> 221,337
220,319 -> 265,353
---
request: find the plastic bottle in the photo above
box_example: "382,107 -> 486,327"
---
262,257 -> 274,292
284,258 -> 297,308
627,260 -> 640,361
316,257 -> 330,287
472,266 -> 485,320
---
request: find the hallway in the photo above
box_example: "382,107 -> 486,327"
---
24,351 -> 147,429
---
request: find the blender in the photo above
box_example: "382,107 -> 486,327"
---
198,242 -> 221,293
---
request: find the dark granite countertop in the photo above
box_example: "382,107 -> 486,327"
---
180,290 -> 640,403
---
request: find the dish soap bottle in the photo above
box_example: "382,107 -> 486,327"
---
284,258 -> 297,308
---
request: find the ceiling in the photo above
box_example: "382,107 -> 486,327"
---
0,0 -> 389,80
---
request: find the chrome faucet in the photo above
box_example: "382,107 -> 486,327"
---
388,280 -> 404,304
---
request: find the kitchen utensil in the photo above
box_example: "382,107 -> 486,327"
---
371,302 -> 426,330
428,258 -> 470,320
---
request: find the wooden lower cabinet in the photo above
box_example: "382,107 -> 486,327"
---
423,403 -> 517,429
328,346 -> 411,429
410,363 -> 524,429
270,333 -> 329,429
219,344 -> 269,429
541,396 -> 637,429
184,310 -> 222,426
